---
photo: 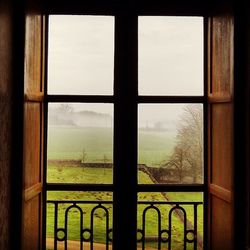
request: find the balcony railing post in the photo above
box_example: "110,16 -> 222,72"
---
48,200 -> 202,250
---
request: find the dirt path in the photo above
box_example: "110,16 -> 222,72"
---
46,239 -> 108,250
46,238 -> 158,250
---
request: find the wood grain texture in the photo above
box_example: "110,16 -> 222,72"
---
211,103 -> 233,190
208,13 -> 234,250
24,92 -> 44,102
23,103 -> 42,188
24,183 -> 42,202
209,183 -> 232,203
211,15 -> 234,96
22,7 -> 44,250
0,1 -> 13,249
24,14 -> 43,94
22,196 -> 41,250
210,196 -> 233,250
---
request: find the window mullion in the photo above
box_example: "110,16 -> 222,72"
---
113,13 -> 138,250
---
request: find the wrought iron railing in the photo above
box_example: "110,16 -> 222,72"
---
47,200 -> 203,250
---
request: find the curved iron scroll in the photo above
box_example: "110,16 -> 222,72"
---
137,201 -> 203,250
47,200 -> 113,250
47,200 -> 202,250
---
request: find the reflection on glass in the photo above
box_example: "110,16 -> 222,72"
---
48,15 -> 114,95
46,191 -> 113,249
138,104 -> 203,184
47,103 -> 113,184
137,192 -> 203,250
139,16 -> 203,96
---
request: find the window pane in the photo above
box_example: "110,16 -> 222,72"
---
137,192 -> 203,250
47,103 -> 113,184
139,16 -> 203,96
46,191 -> 113,249
138,104 -> 203,184
48,15 -> 114,95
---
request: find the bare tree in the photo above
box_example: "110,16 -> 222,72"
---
164,105 -> 203,183
57,103 -> 73,113
81,149 -> 87,163
164,146 -> 186,182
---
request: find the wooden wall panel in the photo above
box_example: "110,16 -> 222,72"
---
0,0 -> 13,249
208,13 -> 234,250
211,103 -> 233,190
22,7 -> 44,250
23,196 -> 41,250
23,102 -> 42,188
211,16 -> 234,95
210,196 -> 233,250
25,14 -> 43,93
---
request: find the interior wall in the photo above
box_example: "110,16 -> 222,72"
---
246,9 -> 250,250
234,3 -> 250,249
0,0 -> 13,249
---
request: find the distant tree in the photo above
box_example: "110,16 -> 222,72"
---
103,154 -> 109,164
80,149 -> 87,172
57,103 -> 73,113
102,154 -> 110,175
164,105 -> 203,183
81,149 -> 87,164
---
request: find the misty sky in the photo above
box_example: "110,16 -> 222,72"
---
48,15 -> 203,126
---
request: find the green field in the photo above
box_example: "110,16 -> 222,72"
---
48,126 -> 176,166
47,167 -> 203,249
46,126 -> 203,249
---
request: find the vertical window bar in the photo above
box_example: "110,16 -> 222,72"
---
42,14 -> 49,250
203,16 -> 209,250
113,13 -> 138,250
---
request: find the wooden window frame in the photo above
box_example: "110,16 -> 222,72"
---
22,1 -> 236,250
43,9 -> 208,250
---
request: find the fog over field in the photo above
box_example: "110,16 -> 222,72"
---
48,103 -> 187,132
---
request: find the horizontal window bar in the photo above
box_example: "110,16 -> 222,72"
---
47,200 -> 113,204
47,200 -> 202,205
138,96 -> 205,103
137,184 -> 205,192
44,0 -> 208,16
46,95 -> 205,103
138,201 -> 203,205
46,183 -> 204,192
45,95 -> 114,103
46,183 -> 114,191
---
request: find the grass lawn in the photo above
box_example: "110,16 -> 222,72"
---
46,127 -> 203,249
47,166 -> 203,250
47,127 -> 176,166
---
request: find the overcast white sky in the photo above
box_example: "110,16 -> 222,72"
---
48,15 -> 203,125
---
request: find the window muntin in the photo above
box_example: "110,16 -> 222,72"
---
139,16 -> 204,96
48,15 -> 114,95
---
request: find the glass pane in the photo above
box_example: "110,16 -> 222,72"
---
46,191 -> 113,250
47,103 -> 113,184
137,192 -> 203,250
138,104 -> 203,184
48,15 -> 114,95
139,16 -> 203,96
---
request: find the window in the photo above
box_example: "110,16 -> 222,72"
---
45,15 -> 205,250
22,3 -> 235,250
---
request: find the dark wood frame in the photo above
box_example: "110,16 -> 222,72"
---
43,8 -> 208,250
17,1 -> 250,250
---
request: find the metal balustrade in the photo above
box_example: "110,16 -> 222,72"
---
47,200 -> 203,250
